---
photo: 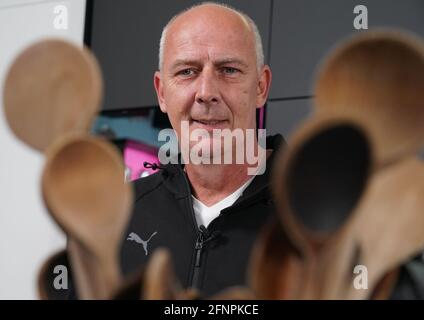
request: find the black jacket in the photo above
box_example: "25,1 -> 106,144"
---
51,133 -> 424,299
120,134 -> 285,297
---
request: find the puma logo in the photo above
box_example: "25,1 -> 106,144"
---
126,231 -> 158,256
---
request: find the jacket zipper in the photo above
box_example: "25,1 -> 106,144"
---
191,226 -> 221,289
180,167 -> 206,289
191,228 -> 205,288
180,166 -> 265,289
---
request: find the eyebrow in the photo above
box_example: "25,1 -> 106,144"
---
170,58 -> 249,70
170,59 -> 202,70
214,58 -> 249,68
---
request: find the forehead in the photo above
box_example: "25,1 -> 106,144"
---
164,6 -> 256,65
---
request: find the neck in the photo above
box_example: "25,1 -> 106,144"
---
185,162 -> 252,207
184,143 -> 271,207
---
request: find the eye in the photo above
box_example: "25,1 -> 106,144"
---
222,67 -> 240,75
176,69 -> 195,76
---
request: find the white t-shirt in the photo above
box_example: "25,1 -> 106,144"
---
192,176 -> 255,228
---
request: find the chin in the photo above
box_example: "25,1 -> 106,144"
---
186,137 -> 219,163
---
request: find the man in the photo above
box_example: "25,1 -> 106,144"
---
120,2 -> 283,297
119,2 -> 424,300
58,2 -> 424,300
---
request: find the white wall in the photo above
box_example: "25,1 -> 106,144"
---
0,0 -> 86,299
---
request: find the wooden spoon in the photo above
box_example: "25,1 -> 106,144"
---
209,287 -> 255,300
271,116 -> 373,299
323,156 -> 424,299
248,219 -> 303,299
314,30 -> 424,165
3,39 -> 102,152
113,248 -> 199,300
41,133 -> 133,299
311,30 -> 424,299
142,248 -> 190,300
113,247 -> 248,300
267,117 -> 420,300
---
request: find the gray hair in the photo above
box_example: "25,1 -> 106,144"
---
158,2 -> 265,72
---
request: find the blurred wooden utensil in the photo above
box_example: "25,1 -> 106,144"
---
249,219 -> 303,299
311,30 -> 424,299
42,133 -> 133,299
323,157 -> 424,299
3,39 -> 102,152
269,120 -> 424,299
142,248 -> 191,300
113,248 -> 198,300
271,117 -> 373,299
314,30 -> 424,165
114,247 -> 248,300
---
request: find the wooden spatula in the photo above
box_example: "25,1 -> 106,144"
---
314,30 -> 424,165
41,133 -> 133,299
3,39 -> 102,152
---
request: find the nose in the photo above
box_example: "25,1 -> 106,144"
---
195,67 -> 220,105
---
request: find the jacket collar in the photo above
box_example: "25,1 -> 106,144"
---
238,134 -> 285,201
160,134 -> 286,200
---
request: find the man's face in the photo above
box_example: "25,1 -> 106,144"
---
154,6 -> 271,158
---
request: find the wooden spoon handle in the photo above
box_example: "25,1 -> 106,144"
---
67,238 -> 121,299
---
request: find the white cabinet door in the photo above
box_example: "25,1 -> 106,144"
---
0,0 -> 86,299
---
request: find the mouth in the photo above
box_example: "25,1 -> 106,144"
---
191,119 -> 228,130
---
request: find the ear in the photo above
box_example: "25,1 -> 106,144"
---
256,65 -> 272,109
154,71 -> 167,113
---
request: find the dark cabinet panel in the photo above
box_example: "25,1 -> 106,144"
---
88,0 -> 271,111
266,98 -> 313,139
269,0 -> 424,100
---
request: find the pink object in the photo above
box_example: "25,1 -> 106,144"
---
123,140 -> 159,181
